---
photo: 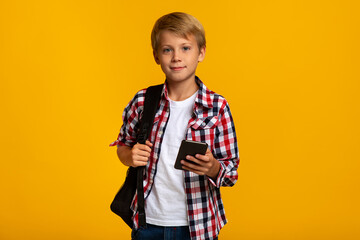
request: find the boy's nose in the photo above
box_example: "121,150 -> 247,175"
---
172,50 -> 181,62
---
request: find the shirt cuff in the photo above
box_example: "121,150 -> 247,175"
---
109,140 -> 128,147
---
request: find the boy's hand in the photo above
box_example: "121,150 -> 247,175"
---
130,140 -> 153,167
181,149 -> 220,180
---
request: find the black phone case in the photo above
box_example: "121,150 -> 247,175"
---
174,140 -> 208,170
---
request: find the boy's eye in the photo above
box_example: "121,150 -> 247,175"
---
183,46 -> 191,51
162,48 -> 172,53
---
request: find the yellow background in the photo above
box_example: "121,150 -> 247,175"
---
1,0 -> 359,239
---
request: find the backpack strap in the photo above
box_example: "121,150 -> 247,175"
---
136,84 -> 163,227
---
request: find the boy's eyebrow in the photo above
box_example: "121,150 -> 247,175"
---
160,42 -> 193,48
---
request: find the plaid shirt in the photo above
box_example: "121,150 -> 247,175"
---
110,77 -> 239,240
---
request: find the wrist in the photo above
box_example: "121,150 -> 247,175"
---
208,160 -> 220,180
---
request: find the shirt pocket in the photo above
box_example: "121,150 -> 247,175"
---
189,116 -> 219,145
190,116 -> 219,130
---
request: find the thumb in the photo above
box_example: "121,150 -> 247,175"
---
146,140 -> 153,148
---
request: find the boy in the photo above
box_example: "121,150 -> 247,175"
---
110,12 -> 239,240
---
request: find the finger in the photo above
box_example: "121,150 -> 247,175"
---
188,156 -> 211,172
181,159 -> 207,171
145,140 -> 153,148
183,155 -> 212,173
133,146 -> 151,156
133,155 -> 150,162
133,160 -> 148,167
134,143 -> 152,153
194,153 -> 210,162
185,155 -> 202,165
181,164 -> 206,175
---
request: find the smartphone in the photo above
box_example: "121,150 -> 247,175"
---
174,140 -> 208,170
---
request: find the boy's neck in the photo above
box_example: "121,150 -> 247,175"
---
167,77 -> 199,101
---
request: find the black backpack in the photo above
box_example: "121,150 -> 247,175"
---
110,84 -> 163,228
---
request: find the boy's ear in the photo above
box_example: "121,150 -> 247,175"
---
198,46 -> 206,62
153,50 -> 160,65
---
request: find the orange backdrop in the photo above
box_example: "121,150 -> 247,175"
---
1,0 -> 359,239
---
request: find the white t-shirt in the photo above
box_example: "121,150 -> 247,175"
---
145,92 -> 197,226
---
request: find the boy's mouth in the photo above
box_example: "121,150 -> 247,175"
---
170,66 -> 186,71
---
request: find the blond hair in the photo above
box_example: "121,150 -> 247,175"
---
151,12 -> 206,51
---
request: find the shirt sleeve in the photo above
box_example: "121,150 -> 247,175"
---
208,101 -> 239,188
109,89 -> 146,147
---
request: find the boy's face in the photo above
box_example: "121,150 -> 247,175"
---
153,30 -> 205,85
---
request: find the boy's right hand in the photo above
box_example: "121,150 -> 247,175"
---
130,140 -> 153,167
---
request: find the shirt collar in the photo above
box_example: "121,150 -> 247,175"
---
161,76 -> 213,109
194,76 -> 214,109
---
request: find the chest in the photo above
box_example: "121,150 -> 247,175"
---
149,101 -> 220,154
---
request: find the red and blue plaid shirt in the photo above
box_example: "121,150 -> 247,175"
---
110,77 -> 239,240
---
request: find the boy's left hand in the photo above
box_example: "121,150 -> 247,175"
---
181,149 -> 220,180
